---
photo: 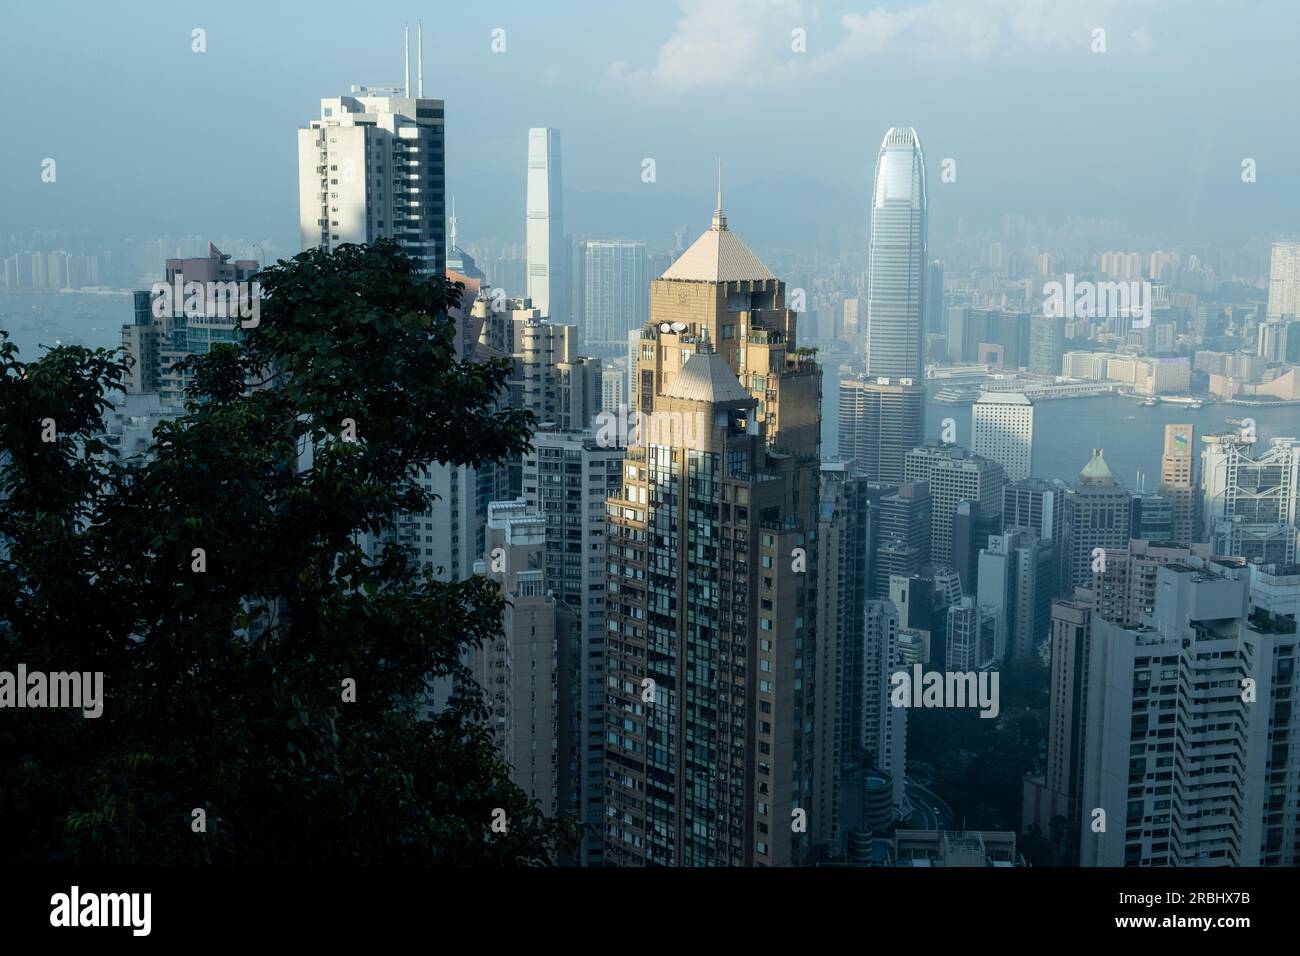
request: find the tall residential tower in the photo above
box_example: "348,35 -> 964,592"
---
603,195 -> 822,866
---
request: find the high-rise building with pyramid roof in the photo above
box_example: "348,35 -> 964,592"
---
603,190 -> 822,866
1065,448 -> 1132,590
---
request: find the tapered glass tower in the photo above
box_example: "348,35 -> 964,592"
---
866,127 -> 927,381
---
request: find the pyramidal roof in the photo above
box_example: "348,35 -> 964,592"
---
1079,448 -> 1116,483
663,339 -> 754,406
659,198 -> 775,283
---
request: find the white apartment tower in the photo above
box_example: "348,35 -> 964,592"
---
1080,560 -> 1300,867
297,41 -> 445,275
972,392 -> 1034,482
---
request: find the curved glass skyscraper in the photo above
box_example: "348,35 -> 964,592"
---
866,127 -> 927,380
840,128 -> 927,483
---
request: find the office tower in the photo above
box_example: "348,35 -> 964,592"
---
520,430 -> 624,865
1201,433 -> 1300,565
1029,312 -> 1067,376
864,600 -> 908,816
298,81 -> 446,275
1129,492 -> 1173,541
838,376 -> 926,484
814,467 -> 879,852
874,480 -> 931,597
925,260 -> 945,334
526,128 -> 565,322
965,309 -> 1031,369
1158,424 -> 1197,546
603,200 -> 821,867
904,443 -> 1006,570
971,392 -> 1034,482
977,529 -> 1054,661
120,243 -> 259,403
474,500 -> 576,819
1003,477 -> 1065,545
945,597 -> 996,671
1064,449 -> 1131,591
582,240 -> 649,353
1266,239 -> 1300,320
951,499 -> 1001,596
1081,560 -> 1300,866
866,127 -> 927,381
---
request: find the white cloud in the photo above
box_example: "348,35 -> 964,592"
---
624,0 -> 805,92
618,0 -> 1161,90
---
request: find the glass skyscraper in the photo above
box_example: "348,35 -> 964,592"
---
866,127 -> 927,381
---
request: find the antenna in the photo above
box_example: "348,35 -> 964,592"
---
712,158 -> 727,231
404,27 -> 410,97
418,21 -> 424,97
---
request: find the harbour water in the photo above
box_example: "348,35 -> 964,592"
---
822,375 -> 1300,489
6,297 -> 1298,488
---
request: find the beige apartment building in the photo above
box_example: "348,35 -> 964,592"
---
603,200 -> 822,866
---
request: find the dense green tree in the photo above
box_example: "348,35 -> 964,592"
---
0,240 -> 578,864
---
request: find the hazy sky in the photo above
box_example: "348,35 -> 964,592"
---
4,0 -> 1298,255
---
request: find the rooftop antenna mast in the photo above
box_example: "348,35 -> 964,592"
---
418,22 -> 424,97
404,27 -> 410,97
712,158 -> 726,230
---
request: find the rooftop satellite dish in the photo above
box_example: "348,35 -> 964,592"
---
660,323 -> 671,333
671,322 -> 687,332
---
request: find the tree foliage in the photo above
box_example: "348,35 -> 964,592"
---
0,240 -> 577,864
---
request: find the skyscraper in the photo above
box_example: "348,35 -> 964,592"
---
1028,312 -> 1066,376
971,392 -> 1034,482
838,377 -> 925,485
521,429 -> 625,866
1003,477 -> 1065,545
474,500 -> 576,819
297,75 -> 445,275
1158,424 -> 1197,547
1201,433 -> 1300,565
977,528 -> 1053,661
1064,449 -> 1131,591
841,127 -> 929,479
603,196 -> 821,866
875,480 -> 932,597
1266,239 -> 1300,321
904,443 -> 1006,570
582,240 -> 649,353
526,128 -> 565,322
866,127 -> 927,381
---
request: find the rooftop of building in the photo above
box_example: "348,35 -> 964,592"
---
658,193 -> 775,284
1078,448 -> 1117,483
662,336 -> 754,405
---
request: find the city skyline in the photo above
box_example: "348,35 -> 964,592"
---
4,0 -> 1300,899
